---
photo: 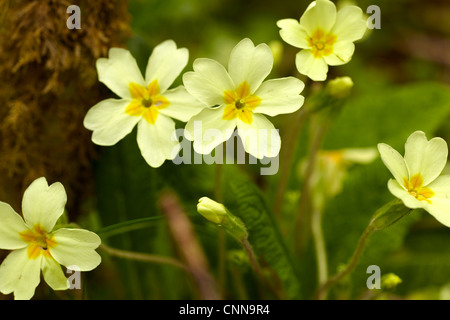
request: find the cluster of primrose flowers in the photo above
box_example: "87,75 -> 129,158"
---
0,0 -> 449,300
84,0 -> 369,165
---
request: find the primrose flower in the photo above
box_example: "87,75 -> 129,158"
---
84,40 -> 202,168
277,0 -> 367,81
302,147 -> 378,209
183,38 -> 305,159
378,131 -> 450,227
0,177 -> 101,300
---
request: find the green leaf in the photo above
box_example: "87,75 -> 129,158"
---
225,167 -> 302,299
323,82 -> 450,150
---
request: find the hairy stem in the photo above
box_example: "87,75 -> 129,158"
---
274,107 -> 308,218
99,243 -> 188,271
311,207 -> 328,286
314,224 -> 376,300
215,163 -> 227,296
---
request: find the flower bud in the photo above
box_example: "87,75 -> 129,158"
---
370,199 -> 412,231
197,197 -> 228,224
326,76 -> 354,98
381,273 -> 402,290
197,197 -> 248,241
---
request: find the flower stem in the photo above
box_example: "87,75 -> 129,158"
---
240,236 -> 283,299
95,216 -> 164,238
311,207 -> 328,286
99,243 -> 188,271
295,116 -> 327,254
274,107 -> 308,218
215,163 -> 227,297
313,224 -> 376,300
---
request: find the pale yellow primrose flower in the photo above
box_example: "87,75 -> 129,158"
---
183,38 -> 305,159
0,177 -> 101,300
378,131 -> 450,227
301,147 -> 377,210
312,148 -> 378,198
84,40 -> 202,168
277,0 -> 367,81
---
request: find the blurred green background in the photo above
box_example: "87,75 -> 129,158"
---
3,0 -> 450,300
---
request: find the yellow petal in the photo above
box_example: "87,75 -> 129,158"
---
128,82 -> 148,100
244,95 -> 261,110
223,89 -> 237,104
235,81 -> 251,99
147,79 -> 161,97
222,104 -> 238,120
237,109 -> 253,124
142,107 -> 159,124
125,100 -> 144,117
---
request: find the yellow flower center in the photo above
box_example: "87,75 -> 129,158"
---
19,224 -> 57,260
403,173 -> 435,204
125,80 -> 169,124
222,81 -> 261,124
307,28 -> 337,58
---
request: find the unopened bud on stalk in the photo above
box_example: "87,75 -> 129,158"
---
197,197 -> 248,241
197,197 -> 228,224
326,76 -> 354,98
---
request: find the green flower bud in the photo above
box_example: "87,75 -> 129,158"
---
197,197 -> 248,241
370,199 -> 412,231
381,273 -> 402,290
326,76 -> 354,98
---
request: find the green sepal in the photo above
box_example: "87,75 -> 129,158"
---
369,199 -> 412,231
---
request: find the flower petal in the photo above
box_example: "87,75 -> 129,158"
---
0,249 -> 42,300
42,256 -> 69,291
404,131 -> 448,186
183,58 -> 234,106
236,114 -> 281,159
185,106 -> 236,155
145,40 -> 189,93
228,38 -> 273,93
254,77 -> 305,117
50,228 -> 101,272
0,202 -> 29,250
387,179 -> 426,210
277,19 -> 310,49
22,177 -> 67,232
323,42 -> 355,66
300,0 -> 337,35
295,50 -> 328,81
331,5 -> 367,43
96,48 -> 145,99
341,148 -> 378,164
159,86 -> 203,122
137,115 -> 180,168
378,143 -> 409,186
84,98 -> 141,146
427,175 -> 450,197
426,175 -> 450,226
425,197 -> 450,228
